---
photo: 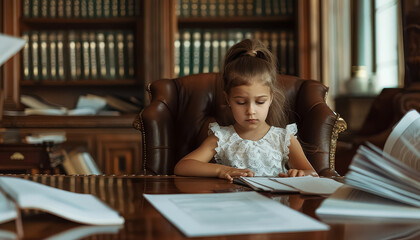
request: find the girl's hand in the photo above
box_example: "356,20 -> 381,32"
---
218,167 -> 255,182
278,169 -> 319,178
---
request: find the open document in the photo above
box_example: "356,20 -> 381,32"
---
0,176 -> 124,225
235,176 -> 343,195
317,109 -> 420,221
144,192 -> 328,237
345,109 -> 420,207
316,185 -> 420,221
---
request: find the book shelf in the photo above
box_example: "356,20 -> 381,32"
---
0,0 -> 143,175
0,0 -> 311,174
174,0 -> 299,77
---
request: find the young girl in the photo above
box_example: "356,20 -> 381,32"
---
174,39 -> 318,182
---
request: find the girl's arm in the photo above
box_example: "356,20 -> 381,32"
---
278,135 -> 319,177
174,135 -> 254,182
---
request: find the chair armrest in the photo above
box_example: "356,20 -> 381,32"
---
135,101 -> 176,175
295,80 -> 346,177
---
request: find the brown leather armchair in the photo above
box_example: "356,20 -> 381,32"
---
133,73 -> 346,177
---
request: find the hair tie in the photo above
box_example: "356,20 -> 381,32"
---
246,50 -> 257,57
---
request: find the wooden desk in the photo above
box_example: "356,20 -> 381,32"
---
0,175 -> 417,239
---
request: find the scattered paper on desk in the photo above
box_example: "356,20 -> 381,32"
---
316,185 -> 420,221
272,176 -> 343,195
237,176 -> 343,195
144,192 -> 328,237
0,33 -> 26,67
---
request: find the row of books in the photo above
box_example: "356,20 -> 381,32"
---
176,0 -> 294,18
175,29 -> 296,77
22,30 -> 136,81
23,0 -> 141,18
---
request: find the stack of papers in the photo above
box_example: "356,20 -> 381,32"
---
235,176 -> 343,195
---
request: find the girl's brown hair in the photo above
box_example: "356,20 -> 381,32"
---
221,39 -> 288,128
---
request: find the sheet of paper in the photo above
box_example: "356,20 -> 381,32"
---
0,34 -> 26,67
271,176 -> 343,195
240,177 -> 298,192
144,192 -> 328,237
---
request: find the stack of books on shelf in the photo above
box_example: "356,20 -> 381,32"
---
3,94 -> 141,116
23,0 -> 141,18
176,0 -> 294,18
175,29 -> 295,77
22,30 -> 135,82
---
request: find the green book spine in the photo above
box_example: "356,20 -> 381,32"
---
68,31 -> 78,80
73,0 -> 81,18
65,0 -> 73,18
32,0 -> 40,17
75,32 -> 82,79
23,0 -> 31,18
96,0 -> 103,18
174,32 -> 181,77
287,31 -> 295,75
208,0 -> 216,17
103,0 -> 111,17
41,0 -> 48,17
192,30 -> 201,74
218,0 -> 226,17
49,0 -> 57,18
87,0 -> 95,18
227,0 -> 235,17
279,0 -> 286,15
111,0 -> 119,17
22,32 -> 31,80
97,32 -> 107,78
81,31 -> 91,79
106,32 -> 116,79
279,30 -> 287,74
127,0 -> 135,17
270,32 -> 279,71
211,31 -> 220,72
48,32 -> 58,80
80,0 -> 88,18
125,32 -> 135,78
39,32 -> 49,80
57,0 -> 65,18
182,30 -> 191,76
56,31 -> 66,81
31,31 -> 40,81
272,0 -> 280,15
255,0 -> 262,16
237,0 -> 245,16
245,0 -> 253,16
89,32 -> 99,79
178,30 -> 184,76
116,31 -> 126,78
202,31 -> 211,73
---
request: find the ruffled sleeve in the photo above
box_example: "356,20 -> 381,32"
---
208,122 -> 224,160
280,123 -> 298,166
285,123 -> 298,136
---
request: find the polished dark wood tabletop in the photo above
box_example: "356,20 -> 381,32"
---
0,175 -> 418,240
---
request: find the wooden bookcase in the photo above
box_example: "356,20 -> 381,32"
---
0,0 -> 311,174
174,0 -> 311,78
0,0 -> 144,175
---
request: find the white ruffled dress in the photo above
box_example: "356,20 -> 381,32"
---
209,122 -> 298,176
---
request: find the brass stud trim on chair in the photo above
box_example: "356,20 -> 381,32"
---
329,115 -> 347,171
139,110 -> 148,175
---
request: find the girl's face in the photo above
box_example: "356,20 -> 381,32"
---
226,81 -> 272,131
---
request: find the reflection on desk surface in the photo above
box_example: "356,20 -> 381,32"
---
0,175 -> 418,240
